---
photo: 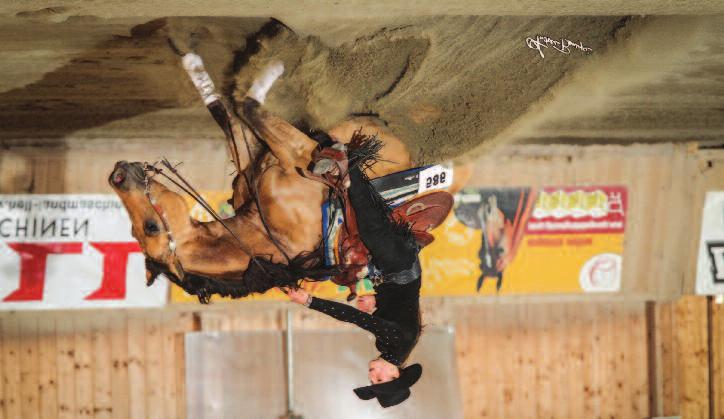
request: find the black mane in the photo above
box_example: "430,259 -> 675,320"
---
145,248 -> 341,304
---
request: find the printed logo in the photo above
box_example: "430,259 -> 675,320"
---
707,242 -> 724,283
579,253 -> 622,292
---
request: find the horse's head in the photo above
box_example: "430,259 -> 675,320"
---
109,161 -> 191,279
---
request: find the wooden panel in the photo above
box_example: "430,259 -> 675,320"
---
19,316 -> 39,419
126,314 -> 147,419
712,299 -> 724,419
1,317 -> 22,419
144,313 -> 164,419
629,301 -> 649,418
651,301 -> 682,416
0,296 -> 719,419
91,314 -> 112,419
453,300 -> 648,419
0,151 -> 32,193
0,317 -> 4,419
160,311 -> 192,419
109,314 -> 129,419
74,316 -> 94,419
675,296 -> 710,419
56,316 -> 76,419
37,317 -> 58,419
161,312 -> 177,419
174,330 -> 187,419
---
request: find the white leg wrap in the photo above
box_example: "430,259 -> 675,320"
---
182,53 -> 220,105
246,61 -> 285,104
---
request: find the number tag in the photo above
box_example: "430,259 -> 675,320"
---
418,165 -> 454,193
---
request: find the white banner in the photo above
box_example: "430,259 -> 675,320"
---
0,195 -> 167,309
697,192 -> 724,295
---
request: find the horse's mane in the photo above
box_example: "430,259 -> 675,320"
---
145,247 -> 341,304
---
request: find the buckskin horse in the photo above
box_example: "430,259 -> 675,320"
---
109,52 -> 469,303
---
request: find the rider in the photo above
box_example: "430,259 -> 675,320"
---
284,142 -> 423,408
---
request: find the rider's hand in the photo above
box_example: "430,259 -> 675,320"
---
281,287 -> 311,305
356,294 -> 376,313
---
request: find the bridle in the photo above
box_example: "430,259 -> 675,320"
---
140,158 -> 276,279
141,163 -> 183,276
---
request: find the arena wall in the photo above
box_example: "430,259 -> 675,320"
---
1,141 -> 723,418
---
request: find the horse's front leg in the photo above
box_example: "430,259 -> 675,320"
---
180,52 -> 265,208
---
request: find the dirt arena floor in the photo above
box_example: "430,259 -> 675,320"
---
0,9 -> 722,164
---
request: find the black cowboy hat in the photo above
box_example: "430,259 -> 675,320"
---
353,363 -> 422,408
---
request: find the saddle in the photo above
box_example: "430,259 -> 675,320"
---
307,145 -> 454,300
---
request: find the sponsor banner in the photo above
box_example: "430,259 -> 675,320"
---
423,185 -> 626,295
0,195 -> 167,310
697,192 -> 724,295
172,185 -> 627,303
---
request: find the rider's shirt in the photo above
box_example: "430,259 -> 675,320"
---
308,273 -> 421,366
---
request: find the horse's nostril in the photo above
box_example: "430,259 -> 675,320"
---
112,168 -> 126,186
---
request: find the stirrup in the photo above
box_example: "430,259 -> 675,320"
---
311,143 -> 350,188
312,143 -> 347,174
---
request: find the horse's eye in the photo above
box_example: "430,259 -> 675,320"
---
143,220 -> 160,236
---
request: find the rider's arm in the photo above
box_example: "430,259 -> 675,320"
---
284,286 -> 400,336
308,296 -> 401,336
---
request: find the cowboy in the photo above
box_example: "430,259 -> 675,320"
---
284,146 -> 424,408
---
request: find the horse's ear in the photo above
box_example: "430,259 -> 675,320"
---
145,257 -> 162,287
169,258 -> 185,281
146,269 -> 158,287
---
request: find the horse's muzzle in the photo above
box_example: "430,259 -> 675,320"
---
109,161 -> 144,190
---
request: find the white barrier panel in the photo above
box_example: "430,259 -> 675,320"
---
697,192 -> 724,295
293,327 -> 463,419
0,195 -> 167,309
185,331 -> 287,418
185,327 -> 462,419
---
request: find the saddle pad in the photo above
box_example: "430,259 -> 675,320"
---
322,164 -> 453,267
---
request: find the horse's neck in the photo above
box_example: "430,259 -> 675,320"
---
173,208 -> 286,278
205,208 -> 285,258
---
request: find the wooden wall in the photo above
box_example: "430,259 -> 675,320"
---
455,300 -> 649,418
0,310 -> 195,419
2,141 -> 724,418
1,297 -> 721,419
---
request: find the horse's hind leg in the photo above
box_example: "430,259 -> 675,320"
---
239,97 -> 319,171
237,63 -> 319,172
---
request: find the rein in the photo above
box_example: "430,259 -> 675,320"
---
235,122 -> 292,263
143,168 -> 176,251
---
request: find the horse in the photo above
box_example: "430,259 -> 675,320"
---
109,53 -> 470,302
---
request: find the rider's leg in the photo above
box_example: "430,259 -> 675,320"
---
347,166 -> 417,275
